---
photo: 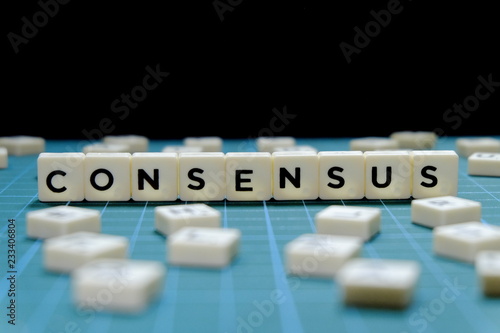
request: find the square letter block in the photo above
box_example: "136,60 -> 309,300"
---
433,222 -> 500,263
456,137 -> 500,157
468,152 -> 500,177
103,135 -> 149,153
411,150 -> 458,198
72,259 -> 166,313
225,152 -> 272,201
364,151 -> 412,199
155,203 -> 221,236
411,196 -> 481,228
284,234 -> 362,278
256,136 -> 296,152
349,137 -> 399,151
167,227 -> 241,268
0,136 -> 45,155
84,153 -> 131,201
179,152 -> 226,201
38,153 -> 86,202
336,258 -> 421,308
315,205 -> 381,241
43,232 -> 128,273
183,136 -> 223,152
476,251 -> 500,296
0,147 -> 7,168
318,151 -> 364,200
131,152 -> 178,201
389,131 -> 437,149
26,206 -> 101,239
272,151 -> 319,200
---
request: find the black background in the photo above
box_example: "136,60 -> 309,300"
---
4,1 -> 499,140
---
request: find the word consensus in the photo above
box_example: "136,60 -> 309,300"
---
37,150 -> 458,202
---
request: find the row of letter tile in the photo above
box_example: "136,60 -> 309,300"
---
37,150 -> 458,202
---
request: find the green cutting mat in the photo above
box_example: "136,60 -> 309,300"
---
1,137 -> 500,333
